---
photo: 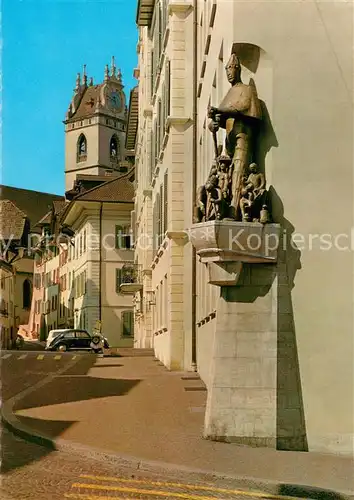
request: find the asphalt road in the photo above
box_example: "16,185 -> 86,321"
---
0,349 -> 269,500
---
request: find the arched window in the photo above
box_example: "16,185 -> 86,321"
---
110,135 -> 120,161
23,279 -> 32,309
77,134 -> 87,162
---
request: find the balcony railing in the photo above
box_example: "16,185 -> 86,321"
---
119,263 -> 143,294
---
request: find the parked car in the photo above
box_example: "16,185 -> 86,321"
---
46,329 -> 70,349
45,329 -> 110,353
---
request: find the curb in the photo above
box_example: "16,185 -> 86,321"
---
2,366 -> 353,500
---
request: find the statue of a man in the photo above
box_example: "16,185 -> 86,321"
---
205,175 -> 223,221
239,163 -> 267,221
244,163 -> 266,200
208,52 -> 262,220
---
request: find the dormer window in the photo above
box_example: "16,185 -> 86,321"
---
110,135 -> 119,162
77,134 -> 87,162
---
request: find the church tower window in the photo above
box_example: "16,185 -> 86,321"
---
110,135 -> 120,161
77,134 -> 87,162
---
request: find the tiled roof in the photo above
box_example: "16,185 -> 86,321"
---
74,170 -> 135,203
0,200 -> 28,241
70,85 -> 102,120
37,210 -> 52,226
53,200 -> 68,215
0,185 -> 64,232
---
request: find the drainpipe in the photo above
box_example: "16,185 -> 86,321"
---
191,0 -> 198,372
99,202 -> 103,323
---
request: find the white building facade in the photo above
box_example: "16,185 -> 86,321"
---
132,0 -> 353,456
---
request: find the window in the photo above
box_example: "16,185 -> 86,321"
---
76,331 -> 90,339
150,124 -> 155,181
83,230 -> 86,252
23,279 -> 32,309
121,311 -> 134,337
116,266 -> 135,293
115,225 -> 131,249
77,134 -> 87,162
64,332 -> 75,339
165,58 -> 171,118
163,171 -> 168,234
159,185 -> 163,246
116,269 -> 122,292
110,135 -> 119,161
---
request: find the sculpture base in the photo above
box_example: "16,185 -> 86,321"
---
189,220 -> 281,264
203,265 -> 306,450
207,261 -> 243,286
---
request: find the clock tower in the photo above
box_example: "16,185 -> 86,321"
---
64,58 -> 128,192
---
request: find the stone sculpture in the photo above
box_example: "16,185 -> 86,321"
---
195,50 -> 271,223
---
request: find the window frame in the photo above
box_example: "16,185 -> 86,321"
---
121,310 -> 134,337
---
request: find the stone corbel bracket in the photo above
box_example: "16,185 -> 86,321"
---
188,220 -> 281,286
168,1 -> 193,15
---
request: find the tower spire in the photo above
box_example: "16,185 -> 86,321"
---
75,72 -> 81,93
117,67 -> 122,82
111,56 -> 116,77
82,64 -> 87,86
104,64 -> 109,82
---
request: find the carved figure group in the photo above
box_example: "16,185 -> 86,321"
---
195,50 -> 271,224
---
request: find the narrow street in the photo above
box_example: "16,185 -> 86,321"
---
1,348 -> 279,500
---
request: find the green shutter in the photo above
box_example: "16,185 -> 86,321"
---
122,311 -> 134,336
164,171 -> 168,234
116,269 -> 122,293
166,59 -> 170,118
115,225 -> 123,249
151,49 -> 154,96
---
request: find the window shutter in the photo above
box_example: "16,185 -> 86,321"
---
159,184 -> 163,245
161,88 -> 165,144
161,0 -> 167,37
166,59 -> 171,117
151,49 -> 154,97
156,192 -> 161,250
157,99 -> 161,159
164,171 -> 168,234
150,125 -> 155,182
153,199 -> 157,255
122,311 -> 134,336
131,210 -> 136,248
115,225 -> 123,249
116,269 -> 122,292
158,2 -> 162,56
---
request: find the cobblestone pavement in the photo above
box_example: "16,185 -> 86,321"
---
1,424 -> 285,500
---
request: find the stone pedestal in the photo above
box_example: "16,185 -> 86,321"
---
204,265 -> 278,446
188,220 -> 304,448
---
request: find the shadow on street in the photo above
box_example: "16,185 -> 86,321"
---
2,354 -> 140,475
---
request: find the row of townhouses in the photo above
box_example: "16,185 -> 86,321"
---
25,60 -> 138,348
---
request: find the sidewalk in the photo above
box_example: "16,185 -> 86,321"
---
5,350 -> 354,497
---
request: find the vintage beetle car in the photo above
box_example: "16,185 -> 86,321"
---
45,329 -> 109,352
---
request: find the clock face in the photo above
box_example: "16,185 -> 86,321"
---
108,90 -> 122,111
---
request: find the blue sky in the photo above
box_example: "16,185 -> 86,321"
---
2,0 -> 138,195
